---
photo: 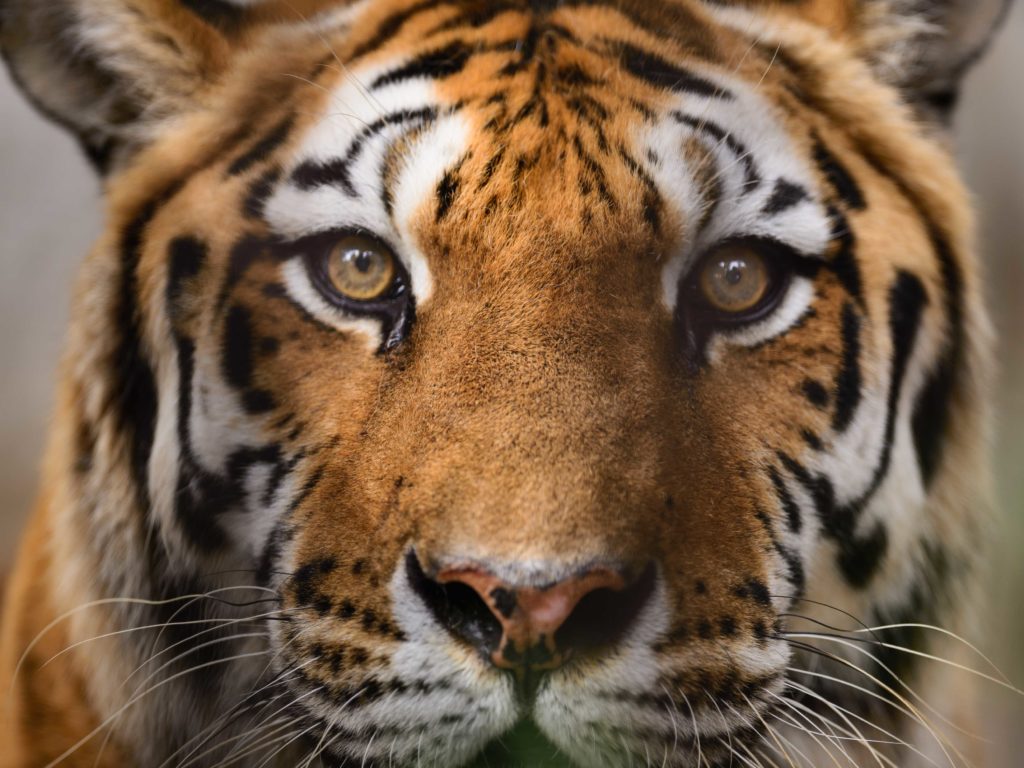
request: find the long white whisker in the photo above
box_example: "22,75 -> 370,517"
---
42,651 -> 271,768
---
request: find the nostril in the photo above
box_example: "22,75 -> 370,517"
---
555,562 -> 657,655
405,551 -> 503,656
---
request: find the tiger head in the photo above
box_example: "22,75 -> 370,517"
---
1,0 -> 1008,765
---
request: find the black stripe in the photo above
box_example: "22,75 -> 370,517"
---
180,0 -> 244,28
616,42 -> 728,99
435,165 -> 462,221
167,237 -> 229,550
348,0 -> 447,62
167,236 -> 206,320
911,232 -> 964,487
291,106 -> 437,192
831,302 -> 862,433
825,206 -> 864,304
804,271 -> 929,588
243,167 -> 281,220
672,112 -> 760,191
801,378 -> 830,409
572,134 -> 616,210
257,465 -> 325,584
813,136 -> 865,210
227,116 -> 294,177
217,235 -> 272,310
850,150 -> 966,490
617,143 -> 662,233
223,305 -> 257,391
370,40 -> 473,90
762,179 -> 808,216
846,271 -> 928,510
767,466 -> 802,534
116,183 -> 187,516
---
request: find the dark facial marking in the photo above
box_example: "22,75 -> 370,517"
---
672,112 -> 761,191
801,378 -> 830,409
813,137 -> 866,211
616,42 -> 728,100
762,178 -> 808,216
831,302 -> 862,433
291,107 -> 438,193
910,230 -> 965,487
227,115 -> 294,177
825,206 -> 864,304
371,40 -> 474,90
223,305 -> 257,391
435,165 -> 462,221
116,181 -> 190,521
243,167 -> 281,220
180,0 -> 244,28
767,466 -> 802,534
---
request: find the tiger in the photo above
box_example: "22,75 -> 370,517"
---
0,0 -> 1013,765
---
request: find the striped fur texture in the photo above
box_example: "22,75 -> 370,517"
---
0,1 -> 1010,765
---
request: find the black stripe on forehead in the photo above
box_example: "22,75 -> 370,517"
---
371,40 -> 475,90
291,106 -> 439,193
349,0 -> 716,58
227,115 -> 295,177
180,0 -> 244,28
615,42 -> 728,100
672,112 -> 761,192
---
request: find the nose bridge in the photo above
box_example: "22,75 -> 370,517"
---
364,283 -> 675,565
406,337 -> 662,558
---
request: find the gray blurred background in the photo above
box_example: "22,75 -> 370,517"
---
1,6 -> 1022,762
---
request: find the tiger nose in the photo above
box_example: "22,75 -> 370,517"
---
406,552 -> 656,671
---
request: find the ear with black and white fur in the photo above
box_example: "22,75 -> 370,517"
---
861,0 -> 1013,119
0,0 -> 236,172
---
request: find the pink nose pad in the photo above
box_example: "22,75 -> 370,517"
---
435,566 -> 628,671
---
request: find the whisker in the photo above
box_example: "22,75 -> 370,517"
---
783,630 -> 992,744
11,589 -> 275,694
42,650 -> 272,768
785,658 -> 958,768
121,607 -> 297,690
781,680 -> 905,768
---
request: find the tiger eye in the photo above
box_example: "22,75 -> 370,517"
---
325,235 -> 397,302
698,245 -> 771,315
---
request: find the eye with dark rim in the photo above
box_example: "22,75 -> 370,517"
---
302,230 -> 414,351
685,237 -> 795,328
675,237 -> 815,366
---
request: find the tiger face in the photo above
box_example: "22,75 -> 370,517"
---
0,0 -> 1008,766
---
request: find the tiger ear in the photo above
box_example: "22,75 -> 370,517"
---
860,0 -> 1012,119
0,0 -> 237,172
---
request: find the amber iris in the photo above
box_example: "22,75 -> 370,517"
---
325,234 -> 397,302
698,244 -> 771,315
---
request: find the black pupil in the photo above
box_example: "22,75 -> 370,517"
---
353,250 -> 373,273
724,259 -> 746,285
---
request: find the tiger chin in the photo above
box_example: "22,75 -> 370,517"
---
0,0 -> 1011,766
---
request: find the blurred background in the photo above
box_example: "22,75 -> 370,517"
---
1,5 -> 1021,762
